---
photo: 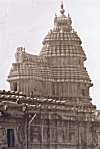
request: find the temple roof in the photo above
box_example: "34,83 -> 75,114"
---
40,3 -> 82,58
0,90 -> 97,122
7,3 -> 93,107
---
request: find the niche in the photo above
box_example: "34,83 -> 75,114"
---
13,82 -> 17,91
82,89 -> 86,96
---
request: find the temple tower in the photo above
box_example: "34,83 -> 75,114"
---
8,4 -> 92,104
7,2 -> 96,119
40,3 -> 92,106
2,3 -> 100,149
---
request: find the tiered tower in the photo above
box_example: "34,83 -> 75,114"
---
40,3 -> 92,105
7,3 -> 95,111
6,3 -> 100,149
8,3 -> 92,103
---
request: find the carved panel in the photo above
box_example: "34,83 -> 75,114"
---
17,126 -> 25,144
97,131 -> 100,146
69,130 -> 76,143
0,128 -> 6,145
57,127 -> 65,143
42,126 -> 50,142
30,126 -> 41,142
87,130 -> 92,145
50,127 -> 56,142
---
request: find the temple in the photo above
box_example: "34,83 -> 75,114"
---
0,3 -> 100,149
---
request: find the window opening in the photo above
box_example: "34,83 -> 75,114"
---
7,129 -> 15,147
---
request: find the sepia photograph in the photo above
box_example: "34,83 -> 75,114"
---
0,0 -> 100,148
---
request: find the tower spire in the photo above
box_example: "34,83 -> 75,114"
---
60,1 -> 65,15
61,1 -> 63,9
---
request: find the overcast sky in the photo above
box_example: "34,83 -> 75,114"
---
0,0 -> 100,109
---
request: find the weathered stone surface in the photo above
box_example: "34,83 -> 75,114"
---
0,3 -> 100,149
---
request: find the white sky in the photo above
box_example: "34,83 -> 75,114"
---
0,0 -> 100,109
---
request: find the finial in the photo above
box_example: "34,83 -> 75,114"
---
61,1 -> 63,9
55,13 -> 57,18
68,13 -> 70,17
60,1 -> 65,15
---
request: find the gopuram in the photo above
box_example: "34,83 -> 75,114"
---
0,3 -> 100,149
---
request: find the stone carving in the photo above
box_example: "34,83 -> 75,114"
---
30,126 -> 41,142
0,128 -> 6,146
17,126 -> 25,145
5,2 -> 100,149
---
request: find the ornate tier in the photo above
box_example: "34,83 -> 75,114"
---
8,3 -> 94,107
0,90 -> 99,149
39,3 -> 93,102
4,3 -> 100,149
